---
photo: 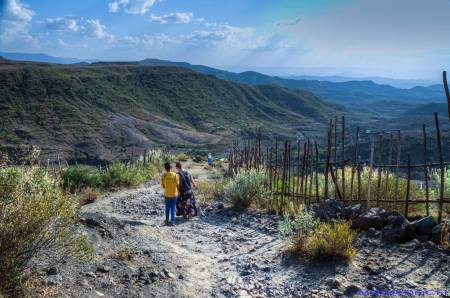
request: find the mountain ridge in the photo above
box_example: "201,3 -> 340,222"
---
0,58 -> 342,162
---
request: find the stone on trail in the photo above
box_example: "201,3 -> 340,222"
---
341,204 -> 362,220
382,213 -> 415,243
410,216 -> 437,235
431,223 -> 449,244
96,265 -> 111,273
353,208 -> 386,230
325,278 -> 341,289
313,199 -> 343,221
343,284 -> 360,297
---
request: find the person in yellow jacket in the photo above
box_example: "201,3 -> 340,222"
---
161,162 -> 180,226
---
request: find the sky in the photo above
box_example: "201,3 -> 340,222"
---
0,0 -> 449,80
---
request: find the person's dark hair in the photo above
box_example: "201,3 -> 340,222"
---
175,162 -> 182,169
164,162 -> 171,171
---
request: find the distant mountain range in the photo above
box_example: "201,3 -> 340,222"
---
134,59 -> 445,108
0,51 -> 98,64
285,75 -> 440,89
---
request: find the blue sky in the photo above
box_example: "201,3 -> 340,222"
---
1,0 -> 449,80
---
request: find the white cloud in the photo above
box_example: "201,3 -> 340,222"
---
0,0 -> 39,51
44,16 -> 114,44
5,0 -> 34,22
86,19 -> 115,43
108,1 -> 120,13
149,12 -> 199,24
107,0 -> 157,15
184,25 -> 256,49
46,17 -> 79,32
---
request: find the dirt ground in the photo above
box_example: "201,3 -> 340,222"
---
32,161 -> 450,298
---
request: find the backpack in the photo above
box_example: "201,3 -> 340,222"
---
178,171 -> 192,194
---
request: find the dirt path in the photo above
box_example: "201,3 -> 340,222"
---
37,162 -> 450,298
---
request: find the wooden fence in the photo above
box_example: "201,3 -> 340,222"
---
228,113 -> 450,223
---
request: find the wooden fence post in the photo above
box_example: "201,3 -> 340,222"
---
435,113 -> 445,223
367,139 -> 375,210
376,135 -> 383,207
443,71 -> 450,119
334,116 -> 338,200
349,127 -> 359,204
405,154 -> 411,217
384,134 -> 393,206
422,124 -> 430,216
341,116 -> 345,204
325,121 -> 332,199
315,141 -> 320,203
394,130 -> 402,210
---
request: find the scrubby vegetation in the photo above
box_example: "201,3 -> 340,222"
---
61,149 -> 172,194
0,166 -> 92,296
224,169 -> 269,208
196,179 -> 227,206
307,220 -> 357,260
279,209 -> 357,260
175,152 -> 189,162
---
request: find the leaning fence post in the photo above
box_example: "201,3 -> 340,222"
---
405,154 -> 411,217
443,71 -> 450,119
435,113 -> 445,223
422,124 -> 430,216
367,139 -> 375,211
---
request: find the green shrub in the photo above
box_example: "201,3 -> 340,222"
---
175,153 -> 189,162
307,220 -> 357,260
224,169 -> 269,208
61,165 -> 103,191
102,162 -> 155,189
279,208 -> 319,255
0,166 -> 92,295
278,208 -> 318,239
145,149 -> 173,169
193,156 -> 203,163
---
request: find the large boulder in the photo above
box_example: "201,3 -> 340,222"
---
382,213 -> 415,242
341,204 -> 362,220
431,223 -> 449,244
353,208 -> 386,230
410,216 -> 437,236
313,199 -> 343,221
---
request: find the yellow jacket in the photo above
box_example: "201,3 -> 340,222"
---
161,171 -> 179,198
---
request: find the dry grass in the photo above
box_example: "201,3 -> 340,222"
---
307,220 -> 357,260
107,248 -> 133,261
79,187 -> 101,205
196,179 -> 226,205
175,153 -> 189,162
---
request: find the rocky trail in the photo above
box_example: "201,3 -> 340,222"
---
34,164 -> 450,298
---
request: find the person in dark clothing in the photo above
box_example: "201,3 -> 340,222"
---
175,162 -> 198,217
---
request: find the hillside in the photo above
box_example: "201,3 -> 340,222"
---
0,58 -> 342,163
138,59 -> 446,106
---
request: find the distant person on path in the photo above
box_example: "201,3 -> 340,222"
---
161,162 -> 179,226
208,152 -> 213,166
175,162 -> 198,217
